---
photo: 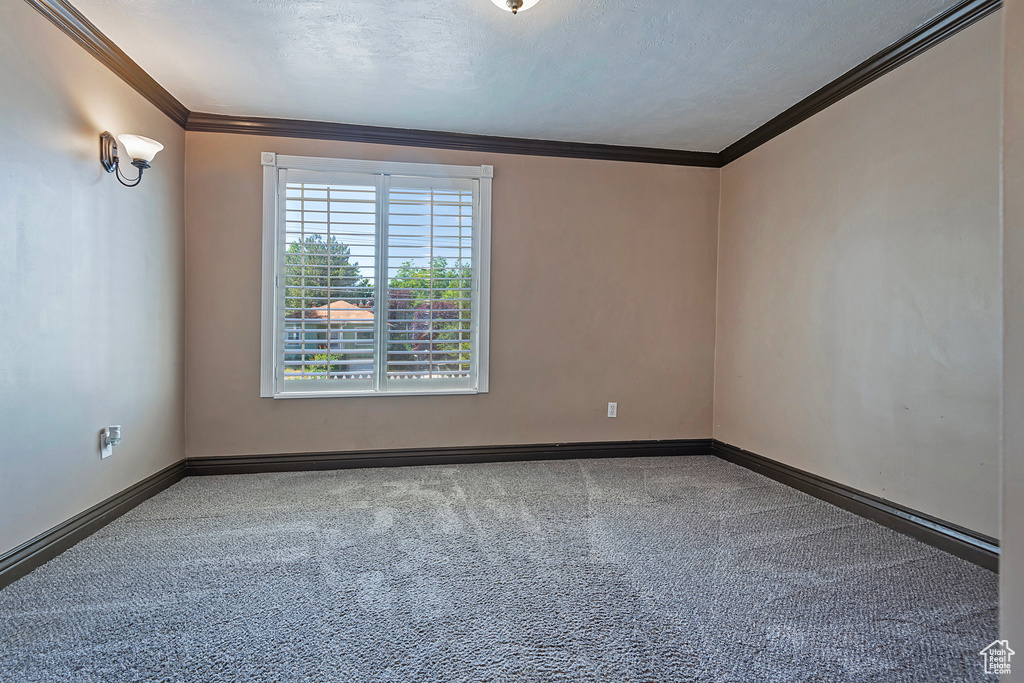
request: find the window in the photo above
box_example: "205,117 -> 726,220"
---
260,153 -> 492,398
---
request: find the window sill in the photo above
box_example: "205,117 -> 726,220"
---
271,388 -> 484,399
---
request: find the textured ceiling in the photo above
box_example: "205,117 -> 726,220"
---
72,0 -> 957,152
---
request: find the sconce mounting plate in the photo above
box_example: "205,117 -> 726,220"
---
99,131 -> 118,173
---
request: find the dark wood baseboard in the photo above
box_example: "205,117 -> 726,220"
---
712,440 -> 999,572
0,461 -> 186,590
193,439 -> 1001,571
184,438 -> 716,476
1,439 -> 998,589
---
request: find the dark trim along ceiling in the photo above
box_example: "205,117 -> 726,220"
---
24,0 -> 1002,167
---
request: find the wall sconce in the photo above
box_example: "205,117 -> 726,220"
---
99,132 -> 163,187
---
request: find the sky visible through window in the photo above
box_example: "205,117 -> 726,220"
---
284,182 -> 473,280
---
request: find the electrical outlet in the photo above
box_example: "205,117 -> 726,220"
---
607,402 -> 617,418
100,425 -> 121,459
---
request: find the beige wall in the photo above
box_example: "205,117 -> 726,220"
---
0,3 -> 186,554
185,134 -> 720,457
1003,0 -> 1024,662
3,0 -> 1006,580
714,14 -> 1003,537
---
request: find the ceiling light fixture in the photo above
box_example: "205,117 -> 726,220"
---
490,0 -> 540,14
99,132 -> 164,187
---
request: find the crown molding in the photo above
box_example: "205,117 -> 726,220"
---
24,0 -> 189,128
185,112 -> 721,167
719,0 -> 1003,165
25,0 -> 1002,167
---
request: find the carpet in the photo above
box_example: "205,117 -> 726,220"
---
0,456 -> 998,682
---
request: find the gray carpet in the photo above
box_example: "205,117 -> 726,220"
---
0,456 -> 998,682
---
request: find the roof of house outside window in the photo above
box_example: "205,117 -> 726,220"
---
285,300 -> 374,322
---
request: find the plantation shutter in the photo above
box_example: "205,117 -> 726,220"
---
279,170 -> 379,392
385,176 -> 477,391
266,160 -> 487,397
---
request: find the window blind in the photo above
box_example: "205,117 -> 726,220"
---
281,175 -> 377,391
386,177 -> 475,388
266,159 -> 488,398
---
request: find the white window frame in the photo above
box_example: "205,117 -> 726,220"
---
259,152 -> 492,399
